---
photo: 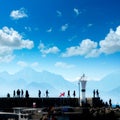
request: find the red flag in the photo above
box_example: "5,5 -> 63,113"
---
59,92 -> 65,97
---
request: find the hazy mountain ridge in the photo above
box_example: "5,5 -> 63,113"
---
0,68 -> 120,103
0,67 -> 77,97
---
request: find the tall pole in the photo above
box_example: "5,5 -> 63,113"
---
78,80 -> 80,106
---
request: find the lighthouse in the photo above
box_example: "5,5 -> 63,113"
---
80,74 -> 87,104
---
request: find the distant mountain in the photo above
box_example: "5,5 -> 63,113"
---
109,86 -> 120,95
97,71 -> 120,91
0,71 -> 12,82
13,67 -> 41,83
86,71 -> 120,92
0,67 -> 77,97
27,82 -> 59,97
106,86 -> 120,103
0,68 -> 120,103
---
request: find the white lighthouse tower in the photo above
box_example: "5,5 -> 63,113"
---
80,74 -> 87,104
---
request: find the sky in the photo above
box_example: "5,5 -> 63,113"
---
0,0 -> 120,81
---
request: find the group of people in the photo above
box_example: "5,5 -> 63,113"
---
7,89 -> 76,98
93,89 -> 99,98
67,90 -> 76,97
7,89 -> 29,98
38,90 -> 49,98
7,89 -> 49,98
13,89 -> 29,98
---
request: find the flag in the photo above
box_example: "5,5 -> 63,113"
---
59,92 -> 65,97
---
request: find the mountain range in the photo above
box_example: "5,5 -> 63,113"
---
0,67 -> 77,98
0,67 -> 120,104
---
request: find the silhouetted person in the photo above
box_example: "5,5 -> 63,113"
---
13,90 -> 15,97
68,90 -> 70,97
73,90 -> 76,98
7,93 -> 10,98
109,99 -> 112,107
17,89 -> 20,97
38,90 -> 41,98
21,89 -> 24,97
96,89 -> 99,97
25,90 -> 29,98
93,89 -> 95,98
105,101 -> 109,107
46,90 -> 49,97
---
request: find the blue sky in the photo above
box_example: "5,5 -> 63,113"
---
0,0 -> 120,81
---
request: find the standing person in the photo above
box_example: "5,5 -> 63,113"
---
73,90 -> 76,98
13,90 -> 16,97
109,99 -> 112,107
7,93 -> 10,98
96,89 -> 99,97
93,89 -> 95,98
38,90 -> 41,98
21,89 -> 24,97
17,89 -> 20,97
68,90 -> 70,97
25,90 -> 29,98
46,90 -> 49,98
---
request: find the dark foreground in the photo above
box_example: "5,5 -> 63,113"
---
0,97 -> 120,120
38,107 -> 120,120
0,106 -> 119,120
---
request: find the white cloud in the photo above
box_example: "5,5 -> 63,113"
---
68,35 -> 77,42
46,28 -> 52,33
61,24 -> 68,31
25,26 -> 32,31
115,26 -> 120,35
10,8 -> 28,20
55,62 -> 75,69
85,49 -> 100,58
88,24 -> 93,27
17,61 -> 28,67
38,42 -> 60,57
100,26 -> 120,54
17,61 -> 40,68
0,26 -> 34,49
0,55 -> 15,63
62,39 -> 98,57
38,42 -> 45,49
0,26 -> 34,62
31,62 -> 39,67
62,25 -> 120,58
56,10 -> 62,17
73,8 -> 80,16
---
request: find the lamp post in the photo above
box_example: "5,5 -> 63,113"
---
78,79 -> 80,106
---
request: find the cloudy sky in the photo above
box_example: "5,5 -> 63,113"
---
0,0 -> 120,81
